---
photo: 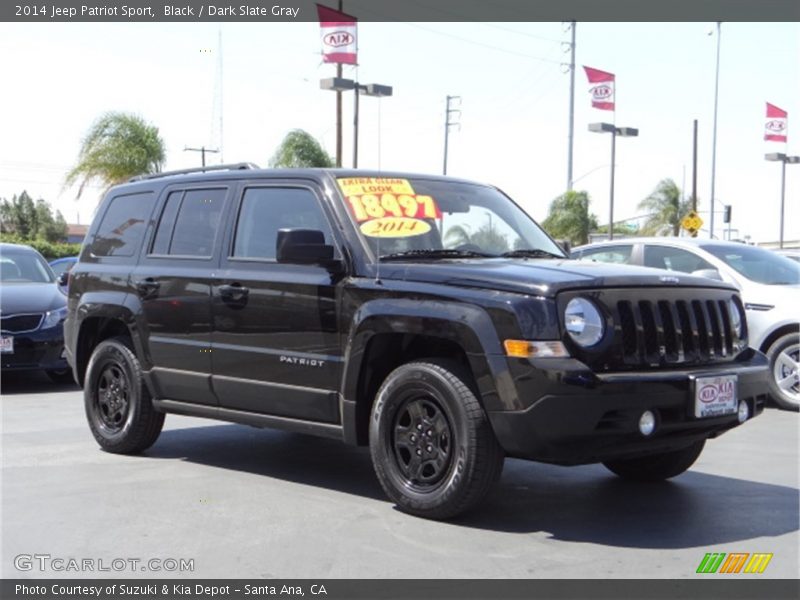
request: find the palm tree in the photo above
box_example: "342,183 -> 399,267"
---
541,190 -> 599,245
638,178 -> 692,236
65,112 -> 165,198
270,129 -> 333,168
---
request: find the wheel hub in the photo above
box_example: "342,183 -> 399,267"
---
774,343 -> 800,403
392,397 -> 452,486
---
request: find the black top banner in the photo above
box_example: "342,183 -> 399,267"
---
2,0 -> 799,22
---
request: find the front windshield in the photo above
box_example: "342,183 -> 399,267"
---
700,243 -> 800,285
336,177 -> 564,259
0,250 -> 55,283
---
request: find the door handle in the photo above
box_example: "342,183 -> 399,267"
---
219,283 -> 249,301
135,278 -> 160,298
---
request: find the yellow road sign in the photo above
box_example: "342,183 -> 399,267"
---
681,211 -> 704,232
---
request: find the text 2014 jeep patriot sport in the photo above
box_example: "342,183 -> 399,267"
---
64,164 -> 769,519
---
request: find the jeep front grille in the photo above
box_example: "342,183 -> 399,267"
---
616,299 -> 736,366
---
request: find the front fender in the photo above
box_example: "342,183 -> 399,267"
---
341,298 -> 515,413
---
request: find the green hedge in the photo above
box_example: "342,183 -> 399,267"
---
0,233 -> 82,260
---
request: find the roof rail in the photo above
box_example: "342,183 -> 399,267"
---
128,162 -> 260,182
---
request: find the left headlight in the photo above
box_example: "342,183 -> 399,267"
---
40,307 -> 68,329
564,297 -> 605,347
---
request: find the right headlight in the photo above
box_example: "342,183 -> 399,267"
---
564,297 -> 605,347
728,298 -> 744,339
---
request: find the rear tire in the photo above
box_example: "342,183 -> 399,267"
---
369,360 -> 504,520
765,333 -> 800,412
603,440 -> 705,482
84,336 -> 164,454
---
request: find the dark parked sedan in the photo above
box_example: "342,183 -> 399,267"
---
1,242 -> 72,382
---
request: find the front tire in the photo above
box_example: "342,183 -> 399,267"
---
603,440 -> 705,482
84,336 -> 164,454
766,333 -> 800,411
369,360 -> 504,520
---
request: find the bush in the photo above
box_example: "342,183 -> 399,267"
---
0,232 -> 82,260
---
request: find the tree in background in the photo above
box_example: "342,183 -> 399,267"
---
541,190 -> 599,246
638,178 -> 691,236
270,130 -> 334,168
65,112 -> 165,197
0,191 -> 67,243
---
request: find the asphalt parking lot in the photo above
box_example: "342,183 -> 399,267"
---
1,371 -> 798,579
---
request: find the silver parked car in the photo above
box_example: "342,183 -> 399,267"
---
572,238 -> 800,411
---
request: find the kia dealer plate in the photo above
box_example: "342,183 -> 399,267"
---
1,336 -> 13,354
693,374 -> 738,418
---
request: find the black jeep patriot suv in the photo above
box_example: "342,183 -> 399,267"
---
64,164 -> 769,519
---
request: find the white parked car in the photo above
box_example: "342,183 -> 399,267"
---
572,238 -> 800,411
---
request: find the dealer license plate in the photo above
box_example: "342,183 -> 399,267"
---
693,374 -> 738,418
1,336 -> 13,354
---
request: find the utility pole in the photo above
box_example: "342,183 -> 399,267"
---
443,95 -> 461,175
566,21 -> 576,190
184,146 -> 219,167
692,119 -> 698,214
335,0 -> 344,167
709,22 -> 722,239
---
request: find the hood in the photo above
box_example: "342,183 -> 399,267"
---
1,282 -> 66,315
381,258 -> 735,298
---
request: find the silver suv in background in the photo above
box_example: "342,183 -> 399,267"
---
572,238 -> 800,411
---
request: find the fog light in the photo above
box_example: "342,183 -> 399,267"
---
737,400 -> 749,423
639,410 -> 656,436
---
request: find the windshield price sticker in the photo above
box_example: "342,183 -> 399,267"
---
360,217 -> 432,238
338,177 -> 416,197
337,177 -> 443,224
346,193 -> 441,222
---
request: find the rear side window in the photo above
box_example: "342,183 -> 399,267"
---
92,192 -> 155,257
644,246 -> 714,273
576,245 -> 633,264
232,187 -> 334,260
151,188 -> 227,257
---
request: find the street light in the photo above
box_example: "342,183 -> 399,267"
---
765,152 -> 800,248
321,77 -> 393,168
588,123 -> 639,240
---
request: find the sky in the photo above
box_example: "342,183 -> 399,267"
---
0,20 -> 798,244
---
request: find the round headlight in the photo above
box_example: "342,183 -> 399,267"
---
564,297 -> 605,347
728,298 -> 744,339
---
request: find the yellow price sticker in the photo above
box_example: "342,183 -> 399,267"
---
359,217 -> 432,238
346,193 -> 441,222
337,177 -> 415,197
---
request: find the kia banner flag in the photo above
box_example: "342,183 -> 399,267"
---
317,4 -> 357,65
583,66 -> 615,111
765,102 -> 788,142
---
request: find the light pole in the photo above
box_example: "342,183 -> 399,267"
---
588,123 -> 638,240
765,152 -> 800,248
321,78 -> 393,168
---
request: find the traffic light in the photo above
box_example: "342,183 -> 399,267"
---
723,205 -> 732,224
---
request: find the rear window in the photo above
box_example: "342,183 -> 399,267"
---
92,192 -> 155,257
150,188 -> 227,257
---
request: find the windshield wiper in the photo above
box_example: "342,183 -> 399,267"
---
379,248 -> 495,261
500,248 -> 564,259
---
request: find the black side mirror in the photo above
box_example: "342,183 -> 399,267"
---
276,229 -> 335,265
558,239 -> 572,255
57,271 -> 70,287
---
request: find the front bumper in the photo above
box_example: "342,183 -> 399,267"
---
488,350 -> 769,465
0,325 -> 68,372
